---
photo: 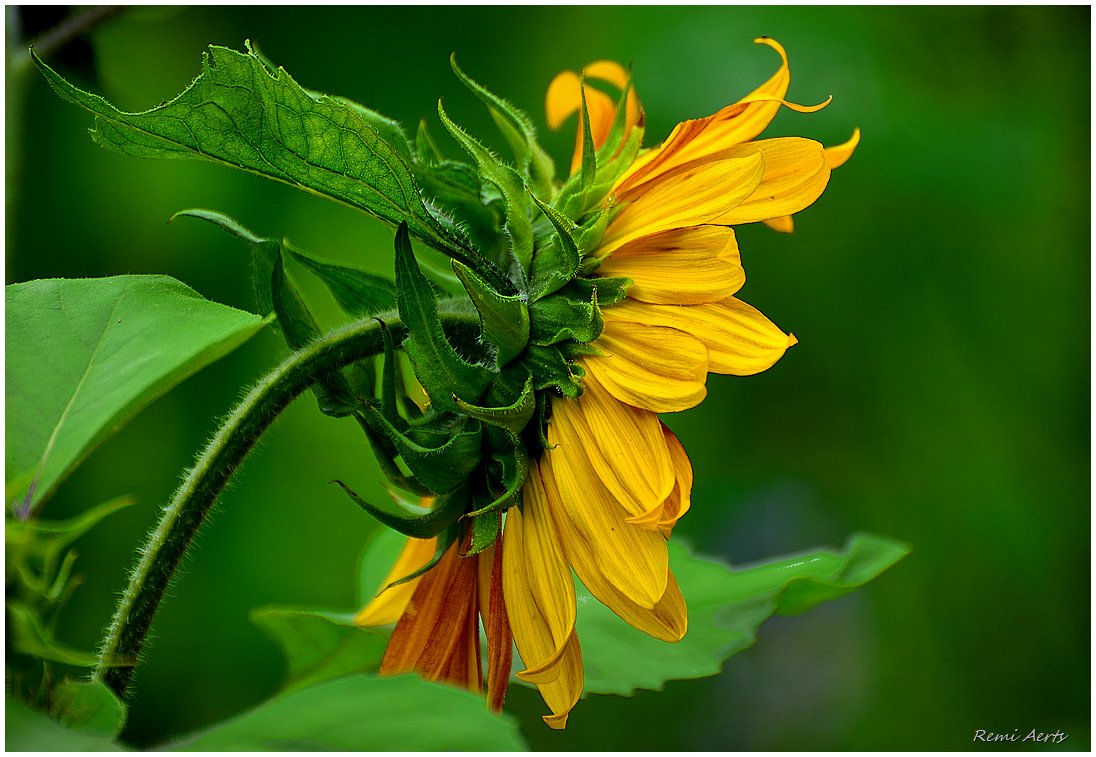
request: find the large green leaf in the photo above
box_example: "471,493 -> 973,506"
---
167,674 -> 526,751
49,679 -> 127,739
5,697 -> 126,751
32,45 -> 481,269
576,534 -> 910,696
250,607 -> 388,693
5,276 -> 264,513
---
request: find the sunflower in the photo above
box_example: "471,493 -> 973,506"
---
357,37 -> 858,728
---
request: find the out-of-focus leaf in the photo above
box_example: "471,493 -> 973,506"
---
5,275 -> 263,513
574,534 -> 910,696
7,601 -> 100,667
49,679 -> 127,739
5,696 -> 126,751
167,674 -> 527,751
250,607 -> 388,693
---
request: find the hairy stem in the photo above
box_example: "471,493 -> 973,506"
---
96,308 -> 474,696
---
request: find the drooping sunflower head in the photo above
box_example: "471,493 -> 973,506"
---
352,38 -> 858,728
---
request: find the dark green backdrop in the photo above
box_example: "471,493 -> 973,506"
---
6,5 -> 1090,750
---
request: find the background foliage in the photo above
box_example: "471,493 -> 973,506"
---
6,6 -> 1089,750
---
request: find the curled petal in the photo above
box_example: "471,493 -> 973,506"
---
582,319 -> 709,413
541,445 -> 669,608
762,215 -> 795,234
712,137 -> 831,225
600,152 -> 764,257
354,535 -> 437,627
656,426 -> 693,535
533,630 -> 584,730
597,226 -> 745,304
615,37 -> 809,193
605,298 -> 797,375
825,127 -> 861,169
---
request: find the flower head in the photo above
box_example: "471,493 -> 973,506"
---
355,37 -> 858,728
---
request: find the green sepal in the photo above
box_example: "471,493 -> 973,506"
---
272,251 -> 359,417
568,274 -> 631,307
358,402 -> 482,495
467,511 -> 501,556
354,416 -> 433,499
581,122 -> 645,216
414,160 -> 504,266
528,194 -> 581,301
577,82 -> 598,191
171,209 -> 278,315
449,55 -> 555,197
572,206 -> 613,259
282,242 -> 396,318
376,320 -> 402,427
333,479 -> 470,539
451,260 -> 529,367
533,390 -> 552,450
381,523 -> 461,592
394,223 -> 494,414
529,285 -> 603,346
437,101 -> 534,271
454,372 -> 535,436
523,345 -> 585,399
465,443 -> 528,520
415,118 -> 445,164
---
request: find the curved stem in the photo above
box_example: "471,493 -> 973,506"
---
95,309 -> 474,696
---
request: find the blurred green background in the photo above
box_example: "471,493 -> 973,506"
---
6,5 -> 1089,750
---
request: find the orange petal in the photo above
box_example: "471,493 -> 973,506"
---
597,226 -> 745,304
478,539 -> 513,712
354,535 -> 438,627
762,215 -> 795,234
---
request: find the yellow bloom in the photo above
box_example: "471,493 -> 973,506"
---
357,38 -> 856,728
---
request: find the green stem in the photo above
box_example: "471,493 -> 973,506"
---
95,307 -> 475,696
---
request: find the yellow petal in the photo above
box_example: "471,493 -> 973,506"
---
502,459 -> 576,682
534,630 -> 584,730
825,127 -> 861,169
599,152 -> 764,257
354,535 -> 437,627
582,319 -> 708,413
614,37 -> 800,194
541,445 -> 669,608
657,426 -> 693,535
763,215 -> 795,234
712,137 -> 830,225
604,298 -> 797,375
592,569 -> 688,643
597,226 -> 745,304
548,374 -> 675,515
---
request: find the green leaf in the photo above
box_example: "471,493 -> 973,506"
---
575,535 -> 910,696
49,679 -> 127,739
166,674 -> 526,751
452,261 -> 529,367
283,242 -> 397,318
394,223 -> 494,413
32,45 -> 487,270
250,606 -> 389,693
7,600 -> 101,667
5,697 -> 126,751
333,476 -> 470,538
5,276 -> 263,513
357,526 -> 408,607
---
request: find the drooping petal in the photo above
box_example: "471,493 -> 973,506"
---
711,137 -> 830,225
477,539 -> 513,713
587,568 -> 688,643
656,426 -> 693,535
534,630 -> 584,730
541,445 -> 669,608
379,541 -> 482,692
354,535 -> 437,627
582,319 -> 709,413
597,226 -> 745,304
604,298 -> 797,375
599,152 -> 765,257
503,459 -> 577,680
